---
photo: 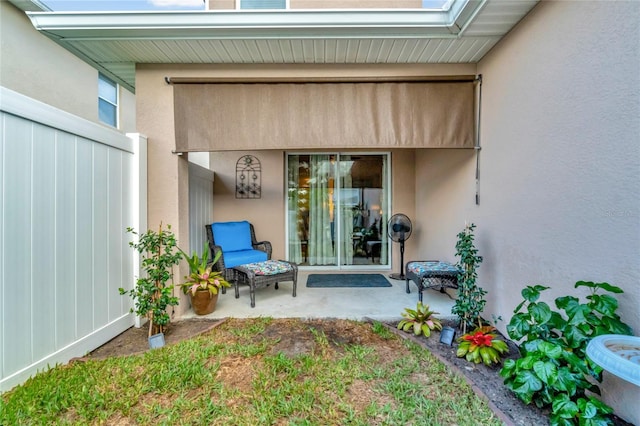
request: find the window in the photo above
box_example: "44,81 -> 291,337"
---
240,0 -> 285,9
98,73 -> 118,127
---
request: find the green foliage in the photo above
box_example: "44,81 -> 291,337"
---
178,242 -> 230,296
119,224 -> 182,337
451,223 -> 486,334
550,394 -> 614,426
457,325 -> 509,366
397,302 -> 443,337
500,282 -> 633,425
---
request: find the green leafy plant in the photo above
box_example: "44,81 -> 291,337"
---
119,224 -> 182,337
178,242 -> 230,296
397,302 -> 443,337
499,281 -> 633,425
457,325 -> 509,366
451,223 -> 486,334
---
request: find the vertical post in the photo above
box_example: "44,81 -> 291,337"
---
127,133 -> 148,328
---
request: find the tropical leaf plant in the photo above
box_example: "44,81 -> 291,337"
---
178,242 -> 230,296
500,281 -> 633,425
397,302 -> 442,337
457,325 -> 509,366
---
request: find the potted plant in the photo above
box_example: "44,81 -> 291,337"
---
119,223 -> 182,348
179,243 -> 231,315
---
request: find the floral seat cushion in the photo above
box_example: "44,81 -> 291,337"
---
242,260 -> 293,276
407,261 -> 460,276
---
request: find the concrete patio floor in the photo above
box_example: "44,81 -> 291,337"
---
182,271 -> 457,323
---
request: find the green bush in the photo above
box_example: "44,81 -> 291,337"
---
451,223 -> 486,334
119,224 -> 182,337
500,281 -> 632,425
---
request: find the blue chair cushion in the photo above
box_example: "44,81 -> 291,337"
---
212,221 -> 253,252
223,249 -> 268,268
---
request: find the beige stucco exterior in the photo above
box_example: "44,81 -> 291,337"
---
136,62 -> 473,314
413,3 -> 640,421
0,1 -> 136,132
439,1 -> 637,422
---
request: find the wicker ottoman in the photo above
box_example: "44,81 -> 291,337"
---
232,260 -> 298,308
405,261 -> 461,302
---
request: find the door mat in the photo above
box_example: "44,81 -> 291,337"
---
306,274 -> 392,288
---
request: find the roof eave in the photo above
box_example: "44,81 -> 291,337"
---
26,6 -> 488,41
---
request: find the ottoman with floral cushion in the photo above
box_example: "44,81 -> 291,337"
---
232,260 -> 298,308
405,261 -> 462,303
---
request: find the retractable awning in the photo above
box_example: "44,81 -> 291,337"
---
172,78 -> 477,152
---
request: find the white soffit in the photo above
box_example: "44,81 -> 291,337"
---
22,0 -> 539,92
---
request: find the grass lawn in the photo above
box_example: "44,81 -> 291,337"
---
1,318 -> 502,425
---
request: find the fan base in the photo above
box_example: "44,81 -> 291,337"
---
389,273 -> 405,280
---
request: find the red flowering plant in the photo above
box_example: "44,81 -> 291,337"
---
456,325 -> 509,366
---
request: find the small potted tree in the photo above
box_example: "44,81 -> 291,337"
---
179,243 -> 231,315
451,223 -> 485,335
119,223 -> 182,348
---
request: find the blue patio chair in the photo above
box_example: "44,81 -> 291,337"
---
205,221 -> 272,284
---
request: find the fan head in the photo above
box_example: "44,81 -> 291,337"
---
387,214 -> 412,242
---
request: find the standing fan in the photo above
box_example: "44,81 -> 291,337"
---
387,213 -> 413,280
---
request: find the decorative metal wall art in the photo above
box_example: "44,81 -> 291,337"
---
236,155 -> 261,199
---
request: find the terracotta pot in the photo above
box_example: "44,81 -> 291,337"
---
190,289 -> 219,315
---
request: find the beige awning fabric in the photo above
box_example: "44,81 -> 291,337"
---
173,81 -> 476,152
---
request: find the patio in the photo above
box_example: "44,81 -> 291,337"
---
182,271 -> 457,322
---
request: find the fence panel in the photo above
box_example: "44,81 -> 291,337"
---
0,87 -> 145,392
189,162 -> 215,255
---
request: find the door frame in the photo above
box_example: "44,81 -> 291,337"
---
284,151 -> 392,271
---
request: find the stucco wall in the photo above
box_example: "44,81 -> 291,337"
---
473,2 -> 640,423
414,149 -> 477,263
210,151 -> 286,259
0,2 -> 136,132
208,149 -> 416,274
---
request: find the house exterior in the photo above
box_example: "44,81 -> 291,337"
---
2,0 -> 639,423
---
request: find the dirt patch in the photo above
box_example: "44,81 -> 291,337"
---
88,318 -> 224,360
87,318 -> 631,426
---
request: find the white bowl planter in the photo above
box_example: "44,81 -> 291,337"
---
587,334 -> 640,387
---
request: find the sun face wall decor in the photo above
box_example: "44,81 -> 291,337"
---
236,155 -> 261,199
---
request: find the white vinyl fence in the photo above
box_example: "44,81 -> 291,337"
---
188,162 -> 214,255
0,88 -> 146,392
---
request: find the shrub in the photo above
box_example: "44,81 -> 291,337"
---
500,281 -> 632,425
451,223 -> 486,334
119,224 -> 182,337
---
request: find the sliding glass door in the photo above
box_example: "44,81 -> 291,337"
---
287,153 -> 389,268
